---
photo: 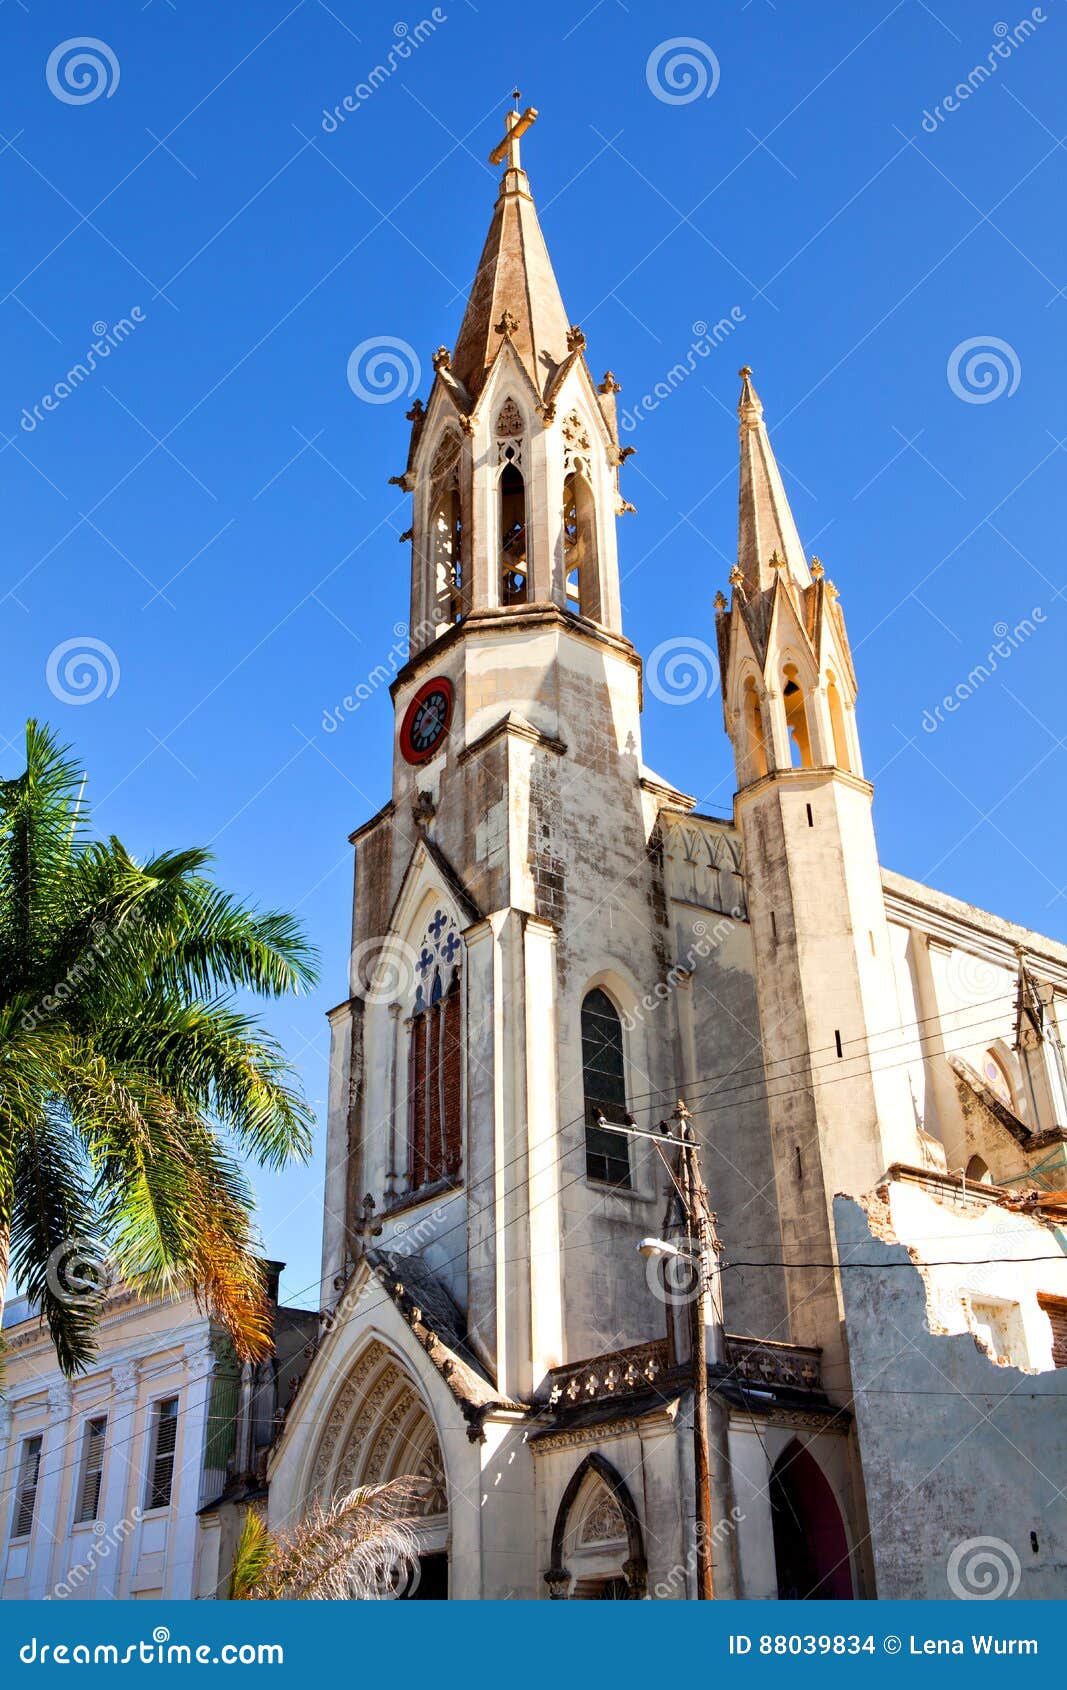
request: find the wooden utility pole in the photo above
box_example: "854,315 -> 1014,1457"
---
673,1100 -> 716,1601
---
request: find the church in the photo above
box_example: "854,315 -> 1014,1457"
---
226,107 -> 1067,1600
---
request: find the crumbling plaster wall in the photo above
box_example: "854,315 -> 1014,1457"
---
834,1188 -> 1067,1599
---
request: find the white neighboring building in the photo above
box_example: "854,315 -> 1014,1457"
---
0,1269 -> 315,1601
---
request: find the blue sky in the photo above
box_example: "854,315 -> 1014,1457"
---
4,0 -> 1066,1303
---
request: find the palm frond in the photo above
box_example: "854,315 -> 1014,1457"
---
229,1507 -> 276,1601
235,1481 -> 427,1601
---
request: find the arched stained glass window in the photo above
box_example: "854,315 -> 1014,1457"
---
581,988 -> 631,1188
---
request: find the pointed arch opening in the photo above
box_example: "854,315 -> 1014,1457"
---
742,676 -> 769,781
770,1441 -> 853,1599
311,1341 -> 449,1599
546,1453 -> 647,1599
500,462 -> 528,605
405,906 -> 465,1199
581,988 -> 631,1188
431,481 -> 463,624
782,665 -> 813,770
426,432 -> 464,628
562,466 -> 600,620
826,672 -> 850,772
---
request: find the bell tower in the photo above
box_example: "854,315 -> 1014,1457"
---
396,101 -> 628,659
716,369 -> 922,1387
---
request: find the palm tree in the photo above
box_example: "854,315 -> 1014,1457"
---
228,1482 -> 425,1600
0,720 -> 318,1373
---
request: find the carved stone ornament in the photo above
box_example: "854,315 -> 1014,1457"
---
561,411 -> 590,462
566,324 -> 586,353
579,1489 -> 628,1545
429,432 -> 461,482
495,397 -> 523,438
494,310 -> 519,337
432,346 -> 452,372
544,1567 -> 572,1599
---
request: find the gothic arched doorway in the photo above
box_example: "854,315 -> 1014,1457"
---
310,1341 -> 449,1598
770,1440 -> 853,1600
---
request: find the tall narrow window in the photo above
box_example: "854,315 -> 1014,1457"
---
743,677 -> 768,779
826,673 -> 850,771
11,1436 -> 42,1540
782,666 -> 813,769
406,909 -> 464,1197
500,463 -> 528,605
432,485 -> 463,622
562,470 -> 600,620
145,1397 -> 178,1511
581,988 -> 631,1187
74,1416 -> 107,1525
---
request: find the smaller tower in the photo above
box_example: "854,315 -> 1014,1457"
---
716,369 -> 921,1387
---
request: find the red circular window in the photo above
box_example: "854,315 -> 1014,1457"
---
399,676 -> 454,764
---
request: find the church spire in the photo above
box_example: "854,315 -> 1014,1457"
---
450,101 -> 572,402
736,366 -> 811,594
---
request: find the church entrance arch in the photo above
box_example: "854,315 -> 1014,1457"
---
309,1340 -> 449,1598
770,1440 -> 853,1599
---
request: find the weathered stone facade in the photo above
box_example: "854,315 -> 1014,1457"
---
265,108 -> 1067,1601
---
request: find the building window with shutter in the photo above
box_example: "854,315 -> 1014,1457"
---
145,1397 -> 179,1511
74,1416 -> 107,1525
581,988 -> 632,1188
10,1436 -> 43,1540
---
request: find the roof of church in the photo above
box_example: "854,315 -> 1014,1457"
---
366,1247 -> 521,1417
450,158 -> 571,401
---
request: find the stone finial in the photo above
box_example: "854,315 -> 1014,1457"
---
810,556 -> 824,580
729,563 -> 745,588
432,346 -> 452,372
566,323 -> 586,353
494,310 -> 519,338
598,371 -> 621,394
405,398 -> 425,421
768,549 -> 786,571
826,580 -> 840,601
714,590 -> 728,612
737,364 -> 763,429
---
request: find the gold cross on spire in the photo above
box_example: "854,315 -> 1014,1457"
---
489,95 -> 539,169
